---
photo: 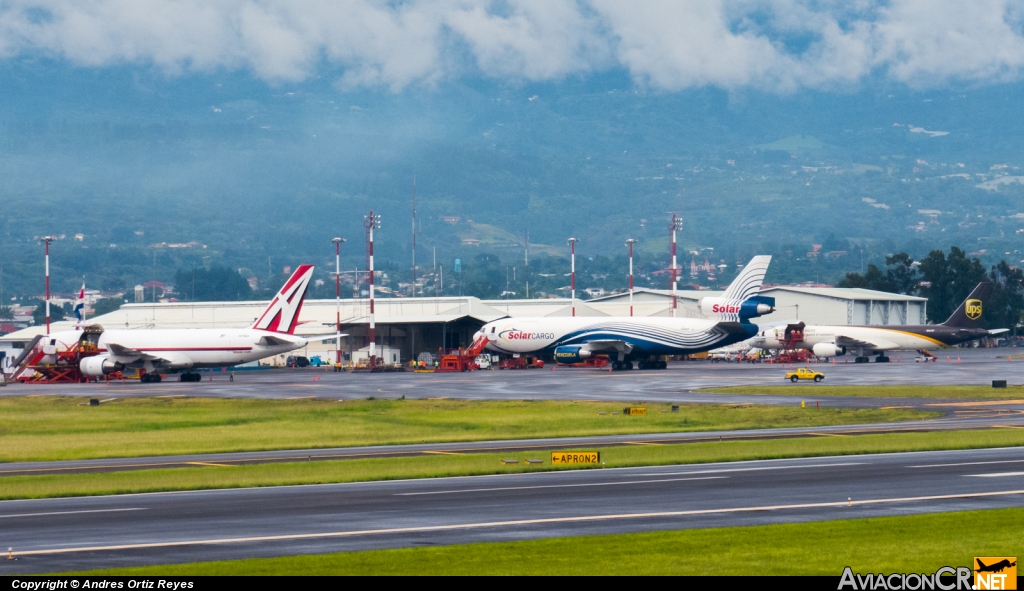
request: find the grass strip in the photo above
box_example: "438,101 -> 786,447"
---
0,397 -> 935,462
4,428 -> 1023,500
65,507 -> 1024,575
703,385 -> 1024,399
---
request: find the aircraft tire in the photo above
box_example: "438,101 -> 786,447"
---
658,361 -> 667,369
152,374 -> 162,383
875,356 -> 890,363
140,374 -> 150,383
624,361 -> 634,370
855,357 -> 869,363
638,361 -> 647,370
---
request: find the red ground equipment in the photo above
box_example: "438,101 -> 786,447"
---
497,356 -> 545,370
13,326 -> 116,383
774,322 -> 811,364
437,334 -> 490,372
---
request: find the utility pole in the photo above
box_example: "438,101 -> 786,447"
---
626,238 -> 638,317
524,231 -> 529,267
411,175 -> 417,298
40,236 -> 56,334
332,237 -> 346,366
670,214 -> 683,317
364,211 -> 381,368
567,237 -> 580,317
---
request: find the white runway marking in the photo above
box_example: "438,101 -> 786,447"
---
0,508 -> 145,519
912,459 -> 1024,469
637,462 -> 865,476
966,472 -> 1024,478
11,489 -> 1024,558
394,476 -> 726,496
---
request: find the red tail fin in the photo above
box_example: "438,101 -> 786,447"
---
251,265 -> 315,334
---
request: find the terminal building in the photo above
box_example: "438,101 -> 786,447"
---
0,287 -> 927,369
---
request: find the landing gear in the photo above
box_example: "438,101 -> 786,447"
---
141,373 -> 162,383
624,361 -> 633,371
179,373 -> 201,382
875,356 -> 890,363
854,357 -> 870,363
611,361 -> 635,371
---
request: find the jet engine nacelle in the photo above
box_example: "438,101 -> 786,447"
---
79,355 -> 124,377
553,345 -> 592,364
811,342 -> 846,358
699,295 -> 776,320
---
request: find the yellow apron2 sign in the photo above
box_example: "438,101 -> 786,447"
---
623,407 -> 647,416
551,451 -> 601,465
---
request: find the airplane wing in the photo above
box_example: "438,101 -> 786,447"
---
578,340 -> 634,355
106,342 -> 147,361
106,343 -> 191,367
834,335 -> 898,351
299,332 -> 349,342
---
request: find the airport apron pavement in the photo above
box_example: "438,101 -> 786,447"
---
4,349 -> 1024,403
2,447 -> 1024,573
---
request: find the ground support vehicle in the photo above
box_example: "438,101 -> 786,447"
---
785,367 -> 824,382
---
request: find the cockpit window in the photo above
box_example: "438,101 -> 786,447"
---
490,327 -> 495,333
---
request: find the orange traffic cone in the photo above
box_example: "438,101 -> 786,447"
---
957,357 -> 961,363
946,356 -> 950,361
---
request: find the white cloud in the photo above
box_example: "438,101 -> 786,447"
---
0,0 -> 1021,91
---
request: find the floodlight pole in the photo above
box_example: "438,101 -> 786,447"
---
332,237 -> 346,366
670,214 -> 683,318
568,237 -> 579,317
40,235 -> 56,334
364,212 -> 381,368
626,239 -> 637,317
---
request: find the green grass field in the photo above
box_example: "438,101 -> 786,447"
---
704,385 -> 1024,399
0,397 -> 936,462
66,507 -> 1024,575
5,427 -> 1023,500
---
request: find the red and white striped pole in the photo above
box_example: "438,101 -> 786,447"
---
626,238 -> 637,317
568,237 -> 579,317
332,237 -> 346,366
364,212 -> 381,368
670,214 -> 683,318
41,235 -> 56,335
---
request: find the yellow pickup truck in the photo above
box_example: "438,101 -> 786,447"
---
785,367 -> 824,382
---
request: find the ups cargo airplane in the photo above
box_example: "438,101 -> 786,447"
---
36,264 -> 339,382
475,256 -> 775,371
751,282 -> 1007,363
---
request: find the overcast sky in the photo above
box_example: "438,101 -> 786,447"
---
0,0 -> 1021,91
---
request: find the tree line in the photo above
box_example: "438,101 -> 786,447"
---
837,247 -> 1024,331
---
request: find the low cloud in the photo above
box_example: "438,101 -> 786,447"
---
0,0 -> 1021,91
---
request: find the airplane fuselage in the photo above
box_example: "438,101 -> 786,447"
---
480,316 -> 757,358
43,327 -> 307,371
753,324 -> 991,355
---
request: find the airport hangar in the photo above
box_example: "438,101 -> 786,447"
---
0,286 -> 926,369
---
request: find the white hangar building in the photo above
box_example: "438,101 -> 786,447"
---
0,287 -> 927,368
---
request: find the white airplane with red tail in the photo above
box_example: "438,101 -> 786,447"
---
36,264 -> 339,382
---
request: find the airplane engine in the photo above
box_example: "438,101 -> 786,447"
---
553,345 -> 592,364
811,343 -> 846,358
79,355 -> 124,377
699,295 -> 775,320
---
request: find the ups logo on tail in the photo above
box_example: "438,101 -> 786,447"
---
966,299 -> 983,320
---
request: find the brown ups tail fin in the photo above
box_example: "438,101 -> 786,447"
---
942,282 -> 993,328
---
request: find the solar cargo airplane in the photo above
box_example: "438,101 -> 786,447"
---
475,256 -> 775,371
36,264 -> 339,382
750,282 -> 1006,363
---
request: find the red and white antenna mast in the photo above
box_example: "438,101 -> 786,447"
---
364,211 -> 381,368
411,175 -> 417,298
567,237 -> 579,317
670,214 -> 683,317
40,235 -> 56,335
625,238 -> 637,317
332,237 -> 346,366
